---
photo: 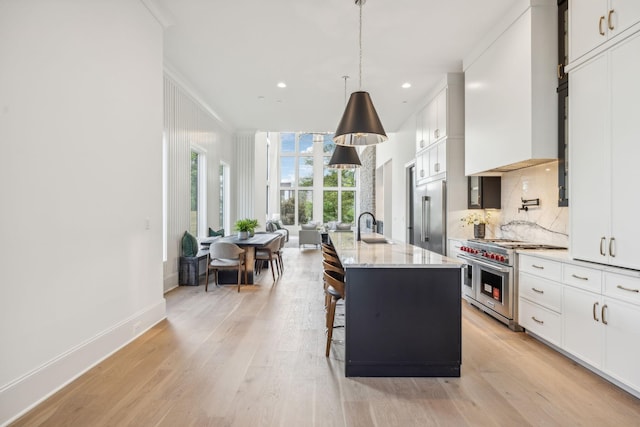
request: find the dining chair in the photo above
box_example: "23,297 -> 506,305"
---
205,242 -> 247,293
255,235 -> 282,282
275,231 -> 286,272
324,269 -> 346,357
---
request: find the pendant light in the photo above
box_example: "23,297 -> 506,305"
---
329,76 -> 362,169
333,0 -> 387,146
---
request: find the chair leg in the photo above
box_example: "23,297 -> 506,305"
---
244,262 -> 248,286
325,297 -> 337,357
269,257 -> 276,281
237,265 -> 242,292
205,267 -> 209,292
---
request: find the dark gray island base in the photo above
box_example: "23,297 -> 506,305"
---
345,267 -> 461,377
328,231 -> 462,378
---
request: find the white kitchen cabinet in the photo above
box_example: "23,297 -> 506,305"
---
518,254 -> 563,346
569,31 -> 640,270
416,141 -> 446,186
415,105 -> 428,152
563,285 -> 604,369
428,140 -> 446,176
424,88 -> 447,145
602,296 -> 640,393
569,0 -> 640,63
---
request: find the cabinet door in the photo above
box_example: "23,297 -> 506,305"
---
435,88 -> 447,141
425,100 -> 437,145
603,297 -> 640,392
416,151 -> 428,184
609,32 -> 640,270
563,285 -> 604,368
436,142 -> 446,174
416,105 -> 427,152
609,0 -> 640,41
569,53 -> 610,264
569,0 -> 607,62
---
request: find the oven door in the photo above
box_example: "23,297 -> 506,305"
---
472,258 -> 513,320
457,254 -> 476,301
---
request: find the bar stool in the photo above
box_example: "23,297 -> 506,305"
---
324,269 -> 345,357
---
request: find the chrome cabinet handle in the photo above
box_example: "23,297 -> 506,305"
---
602,304 -> 608,325
599,15 -> 605,35
593,302 -> 600,322
557,64 -> 565,80
609,237 -> 616,257
617,284 -> 640,293
532,264 -> 544,269
572,274 -> 589,281
532,288 -> 544,294
531,316 -> 544,325
420,139 -> 425,148
608,9 -> 615,30
420,169 -> 425,177
600,237 -> 606,256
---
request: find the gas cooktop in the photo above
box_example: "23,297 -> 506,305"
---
468,239 -> 567,250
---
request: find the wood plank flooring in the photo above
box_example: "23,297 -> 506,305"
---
12,247 -> 640,426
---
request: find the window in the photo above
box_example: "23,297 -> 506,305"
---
190,151 -> 198,235
322,138 -> 357,224
219,162 -> 230,234
190,146 -> 207,237
277,133 -> 357,226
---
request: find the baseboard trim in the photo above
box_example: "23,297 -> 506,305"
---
0,299 -> 166,426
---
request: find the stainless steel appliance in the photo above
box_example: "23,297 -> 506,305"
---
457,239 -> 566,331
412,178 -> 446,255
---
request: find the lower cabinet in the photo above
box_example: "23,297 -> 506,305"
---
519,253 -> 640,397
563,285 -> 604,368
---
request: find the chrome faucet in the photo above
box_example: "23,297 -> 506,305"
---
356,211 -> 377,241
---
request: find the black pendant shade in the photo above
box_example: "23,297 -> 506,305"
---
327,144 -> 362,169
333,91 -> 388,146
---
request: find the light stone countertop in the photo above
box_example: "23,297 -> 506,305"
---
328,231 -> 463,269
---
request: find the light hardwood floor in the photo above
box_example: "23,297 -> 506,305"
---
12,247 -> 640,426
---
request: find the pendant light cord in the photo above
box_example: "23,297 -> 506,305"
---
359,1 -> 363,90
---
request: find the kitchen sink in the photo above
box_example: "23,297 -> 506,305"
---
361,237 -> 392,244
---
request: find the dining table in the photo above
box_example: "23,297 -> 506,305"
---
213,233 -> 281,284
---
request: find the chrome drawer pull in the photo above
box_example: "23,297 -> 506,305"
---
600,237 -> 606,256
593,302 -> 600,322
532,288 -> 544,294
531,316 -> 544,325
532,264 -> 544,269
617,284 -> 640,293
572,274 -> 589,281
602,304 -> 608,325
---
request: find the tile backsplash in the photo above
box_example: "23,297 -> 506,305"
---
449,161 -> 569,247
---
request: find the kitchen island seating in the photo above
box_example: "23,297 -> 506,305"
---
324,269 -> 346,357
205,242 -> 247,292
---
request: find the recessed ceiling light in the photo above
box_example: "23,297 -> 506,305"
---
277,82 -> 287,88
402,82 -> 411,89
258,96 -> 265,100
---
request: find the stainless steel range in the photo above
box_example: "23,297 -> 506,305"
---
457,239 -> 566,331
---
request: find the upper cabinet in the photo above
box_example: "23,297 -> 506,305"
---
463,1 -> 557,175
415,75 -> 464,155
570,31 -> 640,270
569,0 -> 640,64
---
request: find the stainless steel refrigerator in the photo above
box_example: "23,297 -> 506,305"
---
412,178 -> 447,255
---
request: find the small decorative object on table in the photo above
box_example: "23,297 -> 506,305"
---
461,211 -> 491,239
234,218 -> 255,240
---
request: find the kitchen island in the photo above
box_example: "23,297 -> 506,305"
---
329,231 -> 463,377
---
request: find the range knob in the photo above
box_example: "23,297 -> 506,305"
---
499,255 -> 506,262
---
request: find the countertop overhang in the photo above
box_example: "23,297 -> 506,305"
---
329,231 -> 462,269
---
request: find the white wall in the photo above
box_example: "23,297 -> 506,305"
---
0,1 -> 166,423
162,73 -> 235,291
376,125 -> 417,242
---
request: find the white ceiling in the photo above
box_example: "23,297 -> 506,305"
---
157,0 -> 521,133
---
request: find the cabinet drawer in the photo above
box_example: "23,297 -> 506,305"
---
519,298 -> 562,347
604,272 -> 640,305
519,255 -> 562,281
563,264 -> 602,293
519,272 -> 562,313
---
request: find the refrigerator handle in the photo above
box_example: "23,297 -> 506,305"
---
422,195 -> 430,242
